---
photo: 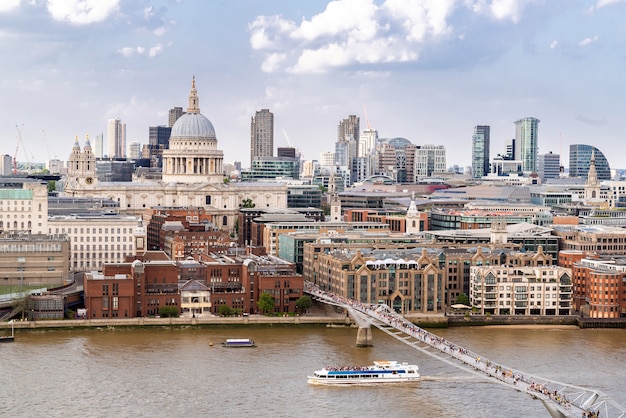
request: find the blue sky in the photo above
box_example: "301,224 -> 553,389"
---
1,0 -> 624,169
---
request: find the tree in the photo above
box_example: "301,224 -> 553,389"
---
241,198 -> 255,208
456,293 -> 470,306
218,305 -> 233,317
295,295 -> 312,313
158,306 -> 179,318
47,180 -> 56,193
257,292 -> 274,314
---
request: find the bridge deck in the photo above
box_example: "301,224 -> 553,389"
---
306,283 -> 625,418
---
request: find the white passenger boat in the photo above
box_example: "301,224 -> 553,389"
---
221,338 -> 257,347
308,360 -> 420,385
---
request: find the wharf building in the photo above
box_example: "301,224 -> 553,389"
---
85,251 -> 179,318
571,255 -> 626,319
470,264 -> 572,316
305,244 -> 552,315
0,233 -> 70,289
63,77 -> 288,232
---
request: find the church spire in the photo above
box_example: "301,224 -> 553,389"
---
187,75 -> 200,114
586,149 -> 598,187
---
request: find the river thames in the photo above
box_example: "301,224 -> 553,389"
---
1,325 -> 624,418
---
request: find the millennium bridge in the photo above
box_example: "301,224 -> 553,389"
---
305,282 -> 625,418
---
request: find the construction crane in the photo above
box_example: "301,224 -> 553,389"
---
13,125 -> 22,175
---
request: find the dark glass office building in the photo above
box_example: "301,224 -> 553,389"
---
569,144 -> 611,180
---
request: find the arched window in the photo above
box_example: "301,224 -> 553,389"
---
222,215 -> 228,227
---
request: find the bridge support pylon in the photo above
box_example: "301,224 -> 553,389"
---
356,326 -> 372,347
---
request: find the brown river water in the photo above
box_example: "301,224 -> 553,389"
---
1,325 -> 624,418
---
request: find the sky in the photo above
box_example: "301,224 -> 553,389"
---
1,0 -> 625,170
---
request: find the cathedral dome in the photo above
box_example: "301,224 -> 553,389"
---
171,113 -> 216,140
170,76 -> 217,141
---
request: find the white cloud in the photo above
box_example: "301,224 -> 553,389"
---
117,44 -> 163,58
47,0 -> 120,25
148,43 -> 163,57
153,26 -> 167,37
261,53 -> 287,73
579,35 -> 599,46
550,40 -> 558,49
0,0 -> 21,13
464,0 -> 537,23
249,0 -> 455,74
595,0 -> 625,8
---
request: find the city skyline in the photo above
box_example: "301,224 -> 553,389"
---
0,0 -> 624,168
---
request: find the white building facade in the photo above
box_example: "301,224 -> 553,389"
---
470,265 -> 572,316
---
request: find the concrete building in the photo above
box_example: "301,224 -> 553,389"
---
470,264 -> 572,316
47,214 -> 145,272
0,178 -> 49,234
107,118 -> 126,159
128,141 -> 142,160
168,106 -> 184,128
1,154 -> 13,176
250,108 -> 274,165
471,125 -> 490,178
537,151 -> 561,181
0,233 -> 70,288
414,145 -> 446,181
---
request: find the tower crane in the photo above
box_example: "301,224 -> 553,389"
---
13,125 -> 23,175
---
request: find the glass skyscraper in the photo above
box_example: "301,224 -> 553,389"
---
471,125 -> 490,178
514,117 -> 539,173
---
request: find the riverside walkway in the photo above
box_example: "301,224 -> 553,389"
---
306,283 -> 625,418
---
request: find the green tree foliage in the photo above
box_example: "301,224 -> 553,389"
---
47,180 -> 56,193
241,198 -> 255,208
257,292 -> 274,314
456,293 -> 470,306
218,305 -> 233,316
295,295 -> 312,313
158,306 -> 179,318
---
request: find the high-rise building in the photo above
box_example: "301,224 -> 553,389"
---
569,144 -> 611,180
250,109 -> 274,165
107,118 -> 126,159
471,125 -> 490,178
277,147 -> 296,158
148,125 -> 172,167
1,154 -> 12,176
537,151 -> 561,181
94,133 -> 104,159
514,117 -> 539,173
168,106 -> 184,128
128,141 -> 142,160
414,145 -> 446,181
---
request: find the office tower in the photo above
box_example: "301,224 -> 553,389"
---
514,117 -> 539,173
537,152 -> 561,181
0,154 -> 12,176
320,151 -> 335,167
168,107 -> 184,128
414,145 -> 446,181
471,125 -> 490,178
128,141 -> 141,159
147,126 -> 171,168
107,118 -> 126,159
250,109 -> 274,165
503,139 -> 515,160
569,144 -> 611,180
94,133 -> 104,159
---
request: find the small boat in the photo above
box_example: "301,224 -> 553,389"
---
308,360 -> 420,385
221,338 -> 257,347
